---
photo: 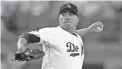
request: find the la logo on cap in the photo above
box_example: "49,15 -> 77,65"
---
66,4 -> 71,8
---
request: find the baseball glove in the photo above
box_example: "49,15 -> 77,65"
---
14,48 -> 45,61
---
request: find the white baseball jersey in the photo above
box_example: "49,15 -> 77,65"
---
29,26 -> 84,69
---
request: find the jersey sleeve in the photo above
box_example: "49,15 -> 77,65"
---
19,27 -> 52,45
19,32 -> 40,43
19,27 -> 55,47
19,29 -> 43,44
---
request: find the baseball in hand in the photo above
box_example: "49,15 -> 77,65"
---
97,27 -> 102,32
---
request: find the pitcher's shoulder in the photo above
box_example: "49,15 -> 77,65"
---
37,26 -> 59,32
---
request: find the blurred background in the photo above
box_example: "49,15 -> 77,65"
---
1,1 -> 122,69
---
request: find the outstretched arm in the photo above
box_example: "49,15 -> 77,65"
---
14,33 -> 45,61
76,28 -> 90,37
17,33 -> 40,53
76,21 -> 104,37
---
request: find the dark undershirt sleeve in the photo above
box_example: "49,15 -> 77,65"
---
19,33 -> 40,43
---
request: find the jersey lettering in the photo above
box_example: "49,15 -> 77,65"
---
66,42 -> 79,52
66,42 -> 80,57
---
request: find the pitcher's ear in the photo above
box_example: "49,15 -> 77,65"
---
58,14 -> 62,18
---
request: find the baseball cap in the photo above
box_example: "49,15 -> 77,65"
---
59,3 -> 78,16
59,3 -> 78,15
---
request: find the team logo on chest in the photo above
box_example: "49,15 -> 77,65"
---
66,42 -> 80,57
66,42 -> 84,57
66,42 -> 79,52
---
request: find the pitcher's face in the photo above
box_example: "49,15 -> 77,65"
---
59,11 -> 79,28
